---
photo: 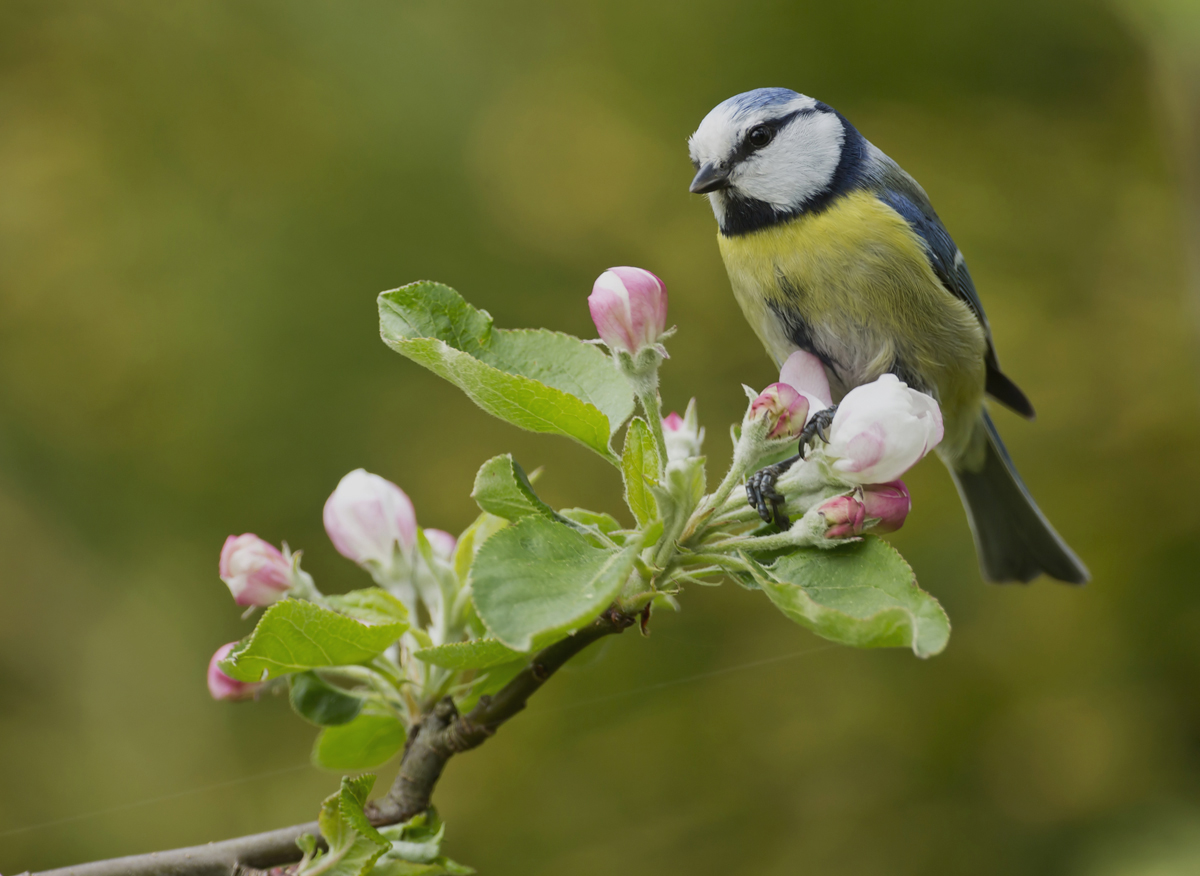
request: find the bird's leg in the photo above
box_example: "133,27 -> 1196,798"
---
745,405 -> 839,530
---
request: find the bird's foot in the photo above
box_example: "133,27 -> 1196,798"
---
745,405 -> 840,531
746,455 -> 799,529
796,405 -> 838,453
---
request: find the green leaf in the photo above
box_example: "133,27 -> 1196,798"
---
379,282 -> 634,461
326,589 -> 411,626
378,809 -> 444,864
408,628 -> 434,650
297,775 -> 389,876
313,708 -> 407,770
414,638 -> 523,670
220,599 -> 406,682
471,455 -> 558,522
469,516 -> 641,651
621,417 -> 660,526
296,832 -> 319,859
649,457 -> 705,549
373,810 -> 476,876
557,508 -> 623,535
452,512 -> 508,584
750,536 -> 950,658
371,857 -> 475,876
289,672 -> 365,726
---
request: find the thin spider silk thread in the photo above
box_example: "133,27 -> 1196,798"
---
0,643 -> 836,838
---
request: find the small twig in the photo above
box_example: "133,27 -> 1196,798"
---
24,821 -> 322,876
365,606 -> 636,823
27,607 -> 638,876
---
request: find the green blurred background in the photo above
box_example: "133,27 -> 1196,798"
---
3,1 -> 1200,873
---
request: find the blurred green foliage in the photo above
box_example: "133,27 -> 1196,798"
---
2,0 -> 1199,873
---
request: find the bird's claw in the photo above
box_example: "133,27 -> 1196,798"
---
746,458 -> 797,530
744,405 -> 840,531
796,405 -> 838,453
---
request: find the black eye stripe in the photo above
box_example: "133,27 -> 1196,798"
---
751,107 -> 817,137
733,107 -> 820,161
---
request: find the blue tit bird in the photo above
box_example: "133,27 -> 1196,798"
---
688,87 -> 1087,584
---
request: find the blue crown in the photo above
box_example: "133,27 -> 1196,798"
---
721,87 -> 803,120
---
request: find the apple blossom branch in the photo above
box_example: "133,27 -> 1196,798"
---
25,268 -> 952,876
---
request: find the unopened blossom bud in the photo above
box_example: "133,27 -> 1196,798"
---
323,469 -> 418,578
207,642 -> 261,701
588,267 -> 668,355
826,374 -> 943,484
219,534 -> 292,607
662,400 -> 704,462
424,528 -> 457,563
817,494 -> 867,539
862,481 -> 911,533
750,383 -> 811,439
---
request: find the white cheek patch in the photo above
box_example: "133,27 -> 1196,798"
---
688,94 -> 820,169
733,111 -> 844,211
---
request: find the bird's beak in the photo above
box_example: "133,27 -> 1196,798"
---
689,162 -> 730,194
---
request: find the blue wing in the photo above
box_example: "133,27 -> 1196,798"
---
876,186 -> 1035,419
876,188 -> 989,334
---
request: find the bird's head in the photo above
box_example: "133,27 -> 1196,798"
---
688,88 -> 847,234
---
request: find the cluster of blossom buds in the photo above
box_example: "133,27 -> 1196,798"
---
817,482 -> 912,539
744,349 -> 941,541
208,467 -> 455,699
587,263 -> 939,544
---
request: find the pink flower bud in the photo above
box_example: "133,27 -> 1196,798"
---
779,350 -> 833,409
861,481 -> 911,533
749,383 -> 811,439
662,404 -> 704,461
424,528 -> 457,563
207,642 -> 261,701
219,534 -> 292,607
323,469 -> 418,574
818,494 -> 867,539
588,267 -> 668,355
826,375 -> 944,484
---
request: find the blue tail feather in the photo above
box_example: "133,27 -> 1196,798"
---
947,412 -> 1088,584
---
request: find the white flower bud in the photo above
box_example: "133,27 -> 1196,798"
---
219,534 -> 293,607
323,469 -> 418,581
662,399 -> 704,462
826,375 -> 943,484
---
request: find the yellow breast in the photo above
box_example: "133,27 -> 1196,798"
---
717,189 -> 987,457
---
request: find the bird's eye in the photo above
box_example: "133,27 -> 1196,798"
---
747,125 -> 774,149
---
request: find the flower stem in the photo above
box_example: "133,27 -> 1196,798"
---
637,386 -> 669,475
